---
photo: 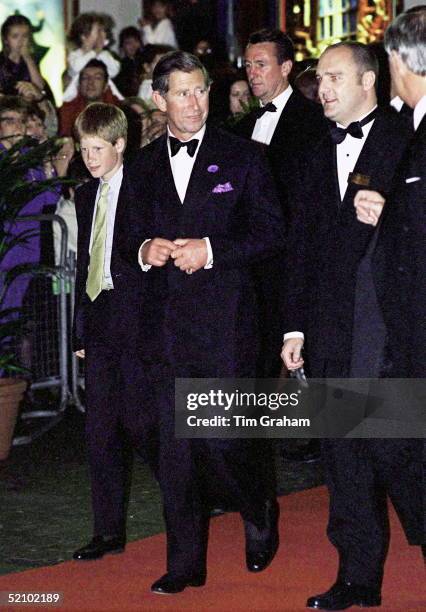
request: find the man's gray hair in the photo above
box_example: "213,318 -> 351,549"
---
152,51 -> 211,96
384,9 -> 426,76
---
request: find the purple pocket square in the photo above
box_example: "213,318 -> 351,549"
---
212,182 -> 233,193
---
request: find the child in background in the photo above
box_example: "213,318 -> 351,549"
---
25,103 -> 48,142
114,26 -> 144,98
64,13 -> 122,102
140,1 -> 177,48
137,44 -> 173,104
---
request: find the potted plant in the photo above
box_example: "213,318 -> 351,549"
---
0,136 -> 69,460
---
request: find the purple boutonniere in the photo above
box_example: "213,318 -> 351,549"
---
212,181 -> 233,194
207,164 -> 219,173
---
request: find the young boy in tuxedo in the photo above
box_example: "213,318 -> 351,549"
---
71,103 -> 153,561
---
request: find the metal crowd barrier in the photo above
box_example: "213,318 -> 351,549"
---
7,213 -> 84,447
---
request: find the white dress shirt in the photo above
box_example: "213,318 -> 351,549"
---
284,106 -> 377,343
336,106 -> 377,200
141,18 -> 178,48
390,96 -> 404,112
413,94 -> 426,131
63,48 -> 123,102
251,85 -> 293,145
89,165 -> 123,289
138,79 -> 154,104
67,48 -> 120,79
139,125 -> 213,270
168,125 -> 205,202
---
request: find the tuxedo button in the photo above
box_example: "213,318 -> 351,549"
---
397,266 -> 405,273
402,225 -> 409,232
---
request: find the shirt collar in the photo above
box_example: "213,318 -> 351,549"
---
167,124 -> 206,158
167,124 -> 206,144
413,95 -> 426,131
390,96 -> 404,112
100,164 -> 123,191
261,84 -> 293,112
336,104 -> 378,129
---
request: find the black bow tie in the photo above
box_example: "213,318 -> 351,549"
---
254,101 -> 277,119
329,108 -> 377,144
169,136 -> 199,157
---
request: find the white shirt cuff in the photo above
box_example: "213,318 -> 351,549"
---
203,237 -> 213,269
283,332 -> 304,341
138,239 -> 152,271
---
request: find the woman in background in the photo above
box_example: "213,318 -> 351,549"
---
228,74 -> 251,116
114,26 -> 144,98
209,70 -> 253,127
0,14 -> 44,96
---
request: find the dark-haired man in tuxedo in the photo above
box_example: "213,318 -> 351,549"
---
236,29 -> 328,463
281,41 -> 418,610
125,50 -> 284,595
237,28 -> 327,188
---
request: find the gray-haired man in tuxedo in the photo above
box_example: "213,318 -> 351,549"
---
124,51 -> 285,595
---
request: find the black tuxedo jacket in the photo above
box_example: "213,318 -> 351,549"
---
372,116 -> 426,377
124,126 -> 285,376
234,89 -> 328,375
234,88 -> 328,200
72,167 -> 144,352
283,109 -> 413,376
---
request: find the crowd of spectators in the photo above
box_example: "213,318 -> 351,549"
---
0,2 -> 403,373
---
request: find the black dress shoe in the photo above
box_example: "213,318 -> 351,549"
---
73,535 -> 125,561
306,581 -> 381,610
151,573 -> 206,594
245,498 -> 280,572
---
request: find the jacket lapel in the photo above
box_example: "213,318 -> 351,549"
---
314,134 -> 341,208
237,112 -> 257,140
182,126 -> 227,210
153,135 -> 182,207
82,180 -> 99,256
112,167 -> 130,248
343,112 -> 391,206
269,91 -> 297,148
269,90 -> 305,148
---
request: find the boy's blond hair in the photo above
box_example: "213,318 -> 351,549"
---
74,103 -> 128,144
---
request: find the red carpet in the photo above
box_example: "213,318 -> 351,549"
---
1,487 -> 424,611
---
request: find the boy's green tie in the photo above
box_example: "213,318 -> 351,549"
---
86,182 -> 110,301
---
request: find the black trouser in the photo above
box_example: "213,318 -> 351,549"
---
149,364 -> 276,579
84,340 -> 158,537
322,438 -> 424,588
